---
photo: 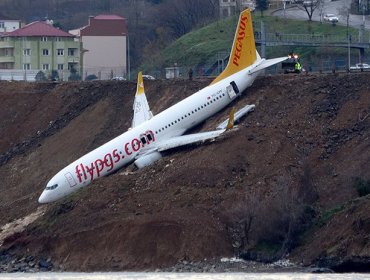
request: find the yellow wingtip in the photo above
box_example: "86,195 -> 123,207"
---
136,71 -> 144,95
226,108 -> 235,130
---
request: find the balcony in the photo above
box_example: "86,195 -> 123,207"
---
0,41 -> 14,49
68,56 -> 80,63
0,56 -> 15,63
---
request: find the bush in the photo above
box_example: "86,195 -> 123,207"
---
49,70 -> 59,81
68,67 -> 81,81
35,71 -> 47,81
85,74 -> 98,81
353,177 -> 370,197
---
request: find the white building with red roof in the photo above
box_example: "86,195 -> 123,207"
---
0,20 -> 81,81
70,14 -> 128,80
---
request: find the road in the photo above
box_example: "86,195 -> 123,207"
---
272,0 -> 370,29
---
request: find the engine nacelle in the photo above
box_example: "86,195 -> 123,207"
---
134,151 -> 162,169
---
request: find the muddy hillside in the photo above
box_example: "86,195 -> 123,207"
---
0,73 -> 369,272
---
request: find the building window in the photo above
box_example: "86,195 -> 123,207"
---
56,37 -> 62,42
42,64 -> 50,70
23,63 -> 31,70
41,37 -> 48,42
68,48 -> 76,56
23,49 -> 31,56
57,49 -> 64,56
57,64 -> 64,70
0,22 -> 4,28
42,49 -> 49,56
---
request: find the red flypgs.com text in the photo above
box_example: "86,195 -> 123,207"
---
75,130 -> 155,183
232,15 -> 248,67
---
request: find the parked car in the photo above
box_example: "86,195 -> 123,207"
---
142,74 -> 155,80
349,63 -> 370,72
323,14 -> 339,23
111,76 -> 126,81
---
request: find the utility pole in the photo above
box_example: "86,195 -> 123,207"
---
348,12 -> 351,70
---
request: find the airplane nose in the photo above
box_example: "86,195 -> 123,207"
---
38,191 -> 48,204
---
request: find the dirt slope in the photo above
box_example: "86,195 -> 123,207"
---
0,73 -> 369,272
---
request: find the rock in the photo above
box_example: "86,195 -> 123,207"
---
38,258 -> 53,270
307,267 -> 334,273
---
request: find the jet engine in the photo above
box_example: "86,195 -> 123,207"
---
134,151 -> 162,169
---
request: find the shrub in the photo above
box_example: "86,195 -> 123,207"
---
85,74 -> 98,81
35,71 -> 47,81
353,177 -> 370,197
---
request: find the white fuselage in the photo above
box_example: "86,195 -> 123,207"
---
38,66 -> 259,203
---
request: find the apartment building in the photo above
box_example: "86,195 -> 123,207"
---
0,21 -> 81,81
0,16 -> 21,33
70,14 -> 128,80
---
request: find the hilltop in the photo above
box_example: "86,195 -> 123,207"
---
142,13 -> 368,73
0,72 -> 369,272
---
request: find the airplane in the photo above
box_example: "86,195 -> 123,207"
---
38,9 -> 287,203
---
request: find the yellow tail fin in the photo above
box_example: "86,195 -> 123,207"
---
211,9 -> 257,85
136,71 -> 145,95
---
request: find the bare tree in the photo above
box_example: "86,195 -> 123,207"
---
296,0 -> 322,21
155,0 -> 218,38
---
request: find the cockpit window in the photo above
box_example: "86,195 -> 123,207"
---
45,184 -> 58,190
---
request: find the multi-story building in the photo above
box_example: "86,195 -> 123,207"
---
219,0 -> 256,18
0,16 -> 21,33
0,21 -> 81,81
70,14 -> 128,80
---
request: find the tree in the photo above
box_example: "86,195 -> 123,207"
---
35,71 -> 47,81
49,70 -> 59,81
296,0 -> 322,21
255,0 -> 269,17
68,67 -> 81,81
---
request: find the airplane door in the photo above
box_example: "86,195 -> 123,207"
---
226,81 -> 240,99
64,172 -> 77,187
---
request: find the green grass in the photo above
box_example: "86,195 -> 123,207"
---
141,12 -> 368,72
317,204 -> 346,227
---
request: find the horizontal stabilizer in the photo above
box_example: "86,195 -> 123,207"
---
248,57 -> 288,75
217,104 -> 255,130
156,130 -> 226,152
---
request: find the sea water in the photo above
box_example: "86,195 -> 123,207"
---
0,273 -> 369,280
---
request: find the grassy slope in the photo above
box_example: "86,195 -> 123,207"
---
142,12 -> 367,72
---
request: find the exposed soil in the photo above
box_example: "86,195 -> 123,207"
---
0,73 -> 369,272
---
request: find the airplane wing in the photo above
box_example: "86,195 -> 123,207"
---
156,129 -> 226,152
217,104 -> 255,130
145,109 -> 235,154
134,128 -> 229,168
248,56 -> 288,75
131,71 -> 153,128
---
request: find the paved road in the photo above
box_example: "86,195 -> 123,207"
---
272,0 -> 370,29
